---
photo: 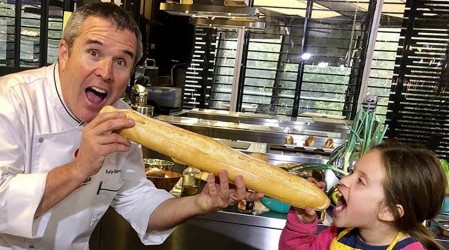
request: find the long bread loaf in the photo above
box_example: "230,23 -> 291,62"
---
101,105 -> 330,210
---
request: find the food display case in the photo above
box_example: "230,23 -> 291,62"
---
144,109 -> 352,166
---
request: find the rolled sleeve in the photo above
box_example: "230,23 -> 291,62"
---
130,190 -> 175,245
111,145 -> 176,245
113,187 -> 175,245
4,172 -> 48,238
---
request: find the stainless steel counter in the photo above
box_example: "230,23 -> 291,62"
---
89,207 -> 313,250
89,207 -> 449,250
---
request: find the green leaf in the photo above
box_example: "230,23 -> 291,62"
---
440,159 -> 449,194
326,107 -> 387,177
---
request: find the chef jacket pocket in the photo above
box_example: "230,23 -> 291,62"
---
32,129 -> 82,173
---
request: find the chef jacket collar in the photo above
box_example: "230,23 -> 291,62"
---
52,63 -> 84,126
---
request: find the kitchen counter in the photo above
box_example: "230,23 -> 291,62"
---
89,207 -> 449,250
89,207 -> 291,250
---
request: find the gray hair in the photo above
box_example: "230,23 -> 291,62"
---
62,2 -> 143,65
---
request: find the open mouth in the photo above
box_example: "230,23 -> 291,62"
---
333,192 -> 347,214
86,86 -> 107,104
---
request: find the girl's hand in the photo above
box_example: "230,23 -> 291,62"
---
293,206 -> 317,223
292,177 -> 326,223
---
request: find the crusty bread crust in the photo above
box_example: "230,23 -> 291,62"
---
304,136 -> 315,147
324,138 -> 334,149
101,106 -> 330,210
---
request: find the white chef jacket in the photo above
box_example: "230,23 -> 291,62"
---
0,63 -> 174,249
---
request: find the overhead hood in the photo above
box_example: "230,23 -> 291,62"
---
160,2 -> 266,30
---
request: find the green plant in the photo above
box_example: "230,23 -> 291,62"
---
295,108 -> 388,177
440,159 -> 449,195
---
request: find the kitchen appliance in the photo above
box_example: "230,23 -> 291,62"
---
432,214 -> 449,237
160,1 -> 266,31
147,86 -> 183,114
129,84 -> 148,106
129,84 -> 155,117
134,59 -> 159,87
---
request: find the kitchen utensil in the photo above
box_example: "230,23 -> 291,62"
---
181,166 -> 202,196
260,196 -> 290,213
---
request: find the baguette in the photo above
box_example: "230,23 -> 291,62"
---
101,106 -> 330,210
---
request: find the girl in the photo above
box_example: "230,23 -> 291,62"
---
279,142 -> 447,249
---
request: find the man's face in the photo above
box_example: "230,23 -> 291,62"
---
58,16 -> 137,123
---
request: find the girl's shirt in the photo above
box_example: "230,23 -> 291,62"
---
279,209 -> 425,250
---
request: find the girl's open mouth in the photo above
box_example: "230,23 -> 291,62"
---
333,193 -> 347,215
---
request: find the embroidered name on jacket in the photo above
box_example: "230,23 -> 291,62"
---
105,169 -> 121,174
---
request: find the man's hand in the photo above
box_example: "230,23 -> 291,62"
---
73,111 -> 135,178
35,111 -> 135,218
148,170 -> 264,231
194,170 -> 264,213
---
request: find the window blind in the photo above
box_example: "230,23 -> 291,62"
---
183,27 -> 219,109
386,0 -> 449,158
186,1 -> 376,119
366,1 -> 406,117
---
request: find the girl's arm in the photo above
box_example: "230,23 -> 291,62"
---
279,208 -> 337,250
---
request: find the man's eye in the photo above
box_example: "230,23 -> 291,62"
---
88,49 -> 99,57
115,59 -> 126,67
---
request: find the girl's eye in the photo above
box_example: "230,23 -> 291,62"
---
357,177 -> 366,185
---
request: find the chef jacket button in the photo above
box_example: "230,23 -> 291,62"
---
38,138 -> 44,143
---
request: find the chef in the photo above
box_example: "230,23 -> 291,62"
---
0,2 -> 262,249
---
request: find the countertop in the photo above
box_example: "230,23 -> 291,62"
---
90,206 -> 449,250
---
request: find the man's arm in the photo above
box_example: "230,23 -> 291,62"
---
147,170 -> 263,231
35,112 -> 135,217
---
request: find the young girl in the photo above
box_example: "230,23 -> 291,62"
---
279,142 -> 447,249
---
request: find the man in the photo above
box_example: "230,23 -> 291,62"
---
0,3 -> 262,249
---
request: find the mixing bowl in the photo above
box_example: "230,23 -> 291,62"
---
147,170 -> 181,192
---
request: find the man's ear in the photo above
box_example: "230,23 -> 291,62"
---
58,40 -> 69,70
378,204 -> 404,222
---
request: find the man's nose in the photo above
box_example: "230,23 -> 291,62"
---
97,59 -> 114,81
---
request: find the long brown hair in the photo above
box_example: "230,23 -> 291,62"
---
373,141 -> 446,249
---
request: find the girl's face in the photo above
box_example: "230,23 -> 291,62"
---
332,149 -> 387,229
